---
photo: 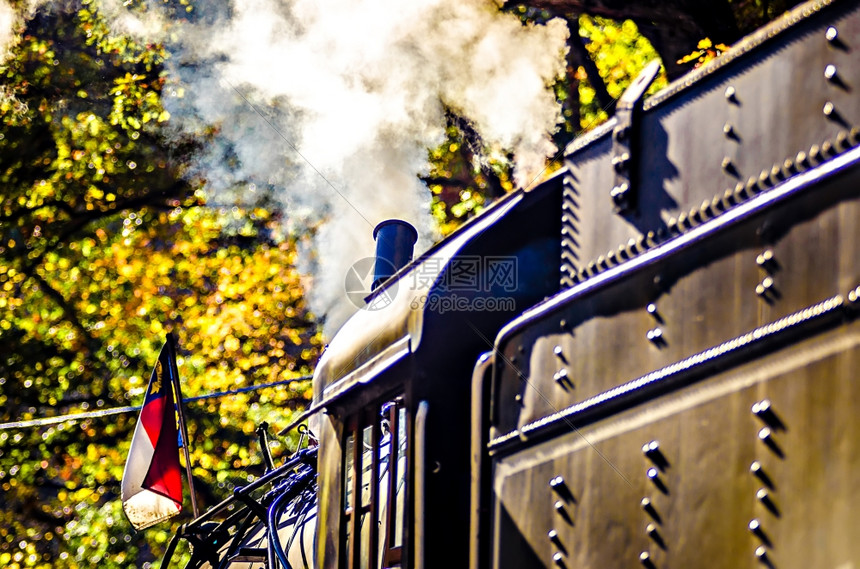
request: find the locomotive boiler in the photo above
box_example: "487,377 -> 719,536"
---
165,0 -> 860,567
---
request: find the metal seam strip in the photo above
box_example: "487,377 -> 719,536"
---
489,292 -> 852,451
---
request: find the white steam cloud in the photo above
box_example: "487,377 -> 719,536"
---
1,0 -> 569,335
164,0 -> 568,334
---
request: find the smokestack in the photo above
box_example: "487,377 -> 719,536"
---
372,219 -> 418,290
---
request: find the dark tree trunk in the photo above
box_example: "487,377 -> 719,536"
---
523,0 -> 742,79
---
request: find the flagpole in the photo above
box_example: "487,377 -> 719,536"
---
167,333 -> 199,519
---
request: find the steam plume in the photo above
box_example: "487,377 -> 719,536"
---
164,0 -> 568,334
2,0 -> 570,335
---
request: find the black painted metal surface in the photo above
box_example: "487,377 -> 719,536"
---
487,1 -> 860,567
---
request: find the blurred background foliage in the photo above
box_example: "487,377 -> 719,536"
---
0,2 -> 320,567
0,0 -> 791,566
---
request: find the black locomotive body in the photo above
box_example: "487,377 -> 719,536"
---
171,0 -> 860,567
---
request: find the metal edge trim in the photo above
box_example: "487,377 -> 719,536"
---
497,143 -> 860,355
414,400 -> 429,569
489,292 -> 852,452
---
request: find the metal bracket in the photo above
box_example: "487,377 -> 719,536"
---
611,60 -> 662,215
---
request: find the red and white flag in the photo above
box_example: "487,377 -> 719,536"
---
121,341 -> 183,530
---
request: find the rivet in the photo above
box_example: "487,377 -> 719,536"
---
548,529 -> 559,542
646,303 -> 658,315
750,461 -> 774,488
607,250 -> 618,265
639,551 -> 656,568
646,522 -> 666,549
645,231 -> 657,247
796,151 -> 809,168
755,276 -> 774,297
809,144 -> 821,164
553,369 -> 571,389
666,217 -> 678,234
753,399 -> 785,431
746,176 -> 759,194
611,183 -> 629,203
749,518 -> 771,547
647,466 -> 669,493
642,440 -> 667,468
824,64 -> 838,81
752,399 -> 771,416
554,345 -> 564,357
822,140 -> 834,158
835,131 -> 850,152
559,319 -> 568,329
554,500 -> 573,524
646,523 -> 659,537
721,156 -> 735,173
755,545 -> 769,562
690,207 -> 703,224
758,427 -> 772,441
825,26 -> 838,43
850,127 -> 860,146
823,101 -> 835,117
782,158 -> 796,176
646,328 -> 663,344
550,476 -> 575,504
641,497 -> 661,523
770,165 -> 783,184
723,123 -> 735,137
612,153 -> 630,172
725,85 -> 737,102
756,487 -> 777,512
711,195 -> 724,213
756,251 -> 771,265
553,551 -> 566,567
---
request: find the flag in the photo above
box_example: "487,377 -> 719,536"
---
121,340 -> 183,530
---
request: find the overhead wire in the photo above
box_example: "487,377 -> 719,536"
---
0,374 -> 313,431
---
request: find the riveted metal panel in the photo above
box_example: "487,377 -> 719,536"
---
495,148 -> 860,442
491,320 -> 860,569
561,0 -> 860,287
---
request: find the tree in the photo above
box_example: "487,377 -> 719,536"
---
0,2 -> 321,567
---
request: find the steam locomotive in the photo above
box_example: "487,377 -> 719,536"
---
164,0 -> 860,566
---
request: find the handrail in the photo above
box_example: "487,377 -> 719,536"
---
414,401 -> 429,569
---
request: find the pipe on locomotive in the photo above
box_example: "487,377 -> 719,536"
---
372,219 -> 418,290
